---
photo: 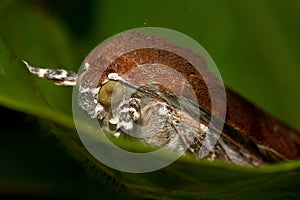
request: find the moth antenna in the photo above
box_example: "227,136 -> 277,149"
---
22,60 -> 78,86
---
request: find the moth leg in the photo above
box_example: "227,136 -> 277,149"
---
116,95 -> 141,131
23,60 -> 78,86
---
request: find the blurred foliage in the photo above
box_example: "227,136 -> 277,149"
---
1,0 -> 300,199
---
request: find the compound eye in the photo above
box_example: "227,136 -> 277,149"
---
98,81 -> 124,107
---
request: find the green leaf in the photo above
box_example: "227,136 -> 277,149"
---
0,0 -> 75,127
1,0 -> 300,199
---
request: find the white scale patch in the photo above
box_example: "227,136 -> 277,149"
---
117,120 -> 133,131
109,116 -> 119,125
84,62 -> 90,71
158,105 -> 167,116
107,73 -> 120,80
200,124 -> 209,133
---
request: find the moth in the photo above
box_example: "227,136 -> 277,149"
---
24,29 -> 300,166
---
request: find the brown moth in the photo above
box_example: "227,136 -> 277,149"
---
24,29 -> 300,166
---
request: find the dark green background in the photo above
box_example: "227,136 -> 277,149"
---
1,0 -> 300,199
